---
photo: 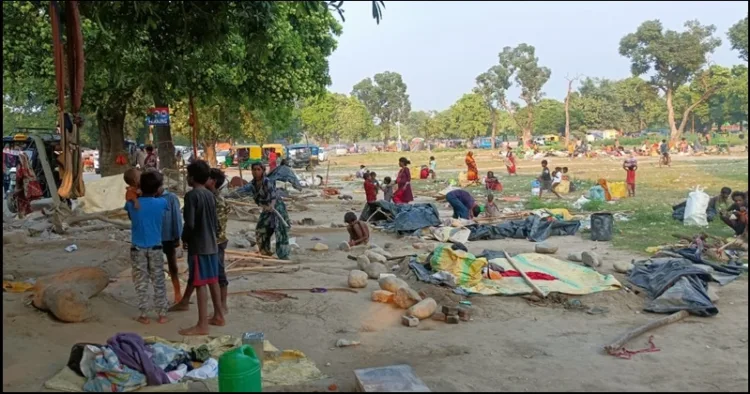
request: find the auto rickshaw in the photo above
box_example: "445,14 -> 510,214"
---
262,144 -> 286,161
233,144 -> 263,170
3,129 -> 62,207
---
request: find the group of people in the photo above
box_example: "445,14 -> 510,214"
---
122,159 -> 289,336
358,157 -> 415,205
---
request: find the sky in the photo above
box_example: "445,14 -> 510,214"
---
327,1 -> 748,112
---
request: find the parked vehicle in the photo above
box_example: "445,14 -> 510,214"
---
287,144 -> 319,170
233,144 -> 262,169
318,147 -> 329,162
216,150 -> 231,168
3,130 -> 63,206
532,136 -> 547,146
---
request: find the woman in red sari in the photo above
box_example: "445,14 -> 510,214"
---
505,146 -> 517,176
465,151 -> 479,181
392,157 -> 414,204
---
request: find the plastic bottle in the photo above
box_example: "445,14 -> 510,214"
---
218,345 -> 262,392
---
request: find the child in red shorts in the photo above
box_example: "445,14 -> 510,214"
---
624,154 -> 638,197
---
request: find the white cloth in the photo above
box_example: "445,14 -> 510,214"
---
185,358 -> 218,380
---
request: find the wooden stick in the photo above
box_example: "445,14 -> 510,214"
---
503,251 -> 546,299
229,256 -> 297,265
228,200 -> 257,208
259,287 -> 359,294
225,250 -> 270,257
226,265 -> 300,274
603,310 -> 689,355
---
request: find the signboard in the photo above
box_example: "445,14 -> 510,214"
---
147,107 -> 170,126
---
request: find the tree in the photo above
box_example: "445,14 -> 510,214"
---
448,93 -> 491,139
483,44 -> 551,147
612,77 -> 663,132
619,20 -> 722,142
531,99 -> 565,135
406,111 -> 432,139
474,71 -> 502,149
728,16 -> 748,62
351,71 -> 411,144
300,92 -> 374,144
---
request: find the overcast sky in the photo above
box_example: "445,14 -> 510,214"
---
327,1 -> 747,111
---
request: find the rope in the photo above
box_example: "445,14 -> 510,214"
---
609,335 -> 660,360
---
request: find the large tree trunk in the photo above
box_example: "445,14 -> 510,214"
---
564,79 -> 574,146
202,138 -> 217,167
153,93 -> 175,170
96,104 -> 128,177
490,109 -> 497,149
666,88 -> 680,143
382,124 -> 391,147
522,128 -> 532,148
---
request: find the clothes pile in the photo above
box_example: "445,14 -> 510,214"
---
69,333 -> 220,392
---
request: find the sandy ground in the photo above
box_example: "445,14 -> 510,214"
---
2,154 -> 749,392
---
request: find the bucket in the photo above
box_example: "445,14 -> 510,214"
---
590,213 -> 614,241
218,345 -> 262,393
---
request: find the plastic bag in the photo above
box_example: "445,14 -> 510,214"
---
588,185 -> 605,201
683,186 -> 710,227
608,182 -> 627,199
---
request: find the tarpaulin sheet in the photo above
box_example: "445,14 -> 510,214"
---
467,215 -> 581,242
628,257 -> 719,317
360,201 -> 441,233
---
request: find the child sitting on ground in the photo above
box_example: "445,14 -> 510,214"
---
123,168 -> 141,210
124,170 -> 169,324
484,171 -> 503,192
419,165 -> 430,179
381,176 -> 394,203
345,211 -> 370,246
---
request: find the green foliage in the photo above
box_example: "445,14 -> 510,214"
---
580,199 -> 607,212
524,197 -> 570,210
351,71 -> 411,143
728,16 -> 748,62
300,92 -> 374,143
448,93 -> 491,139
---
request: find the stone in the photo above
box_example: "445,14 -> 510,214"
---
348,270 -> 368,288
535,242 -> 558,254
364,263 -> 387,279
394,287 -> 422,309
3,274 -> 15,281
442,305 -> 458,316
431,312 -> 446,321
312,243 -> 329,252
581,251 -> 601,268
368,244 -> 381,250
370,247 -> 393,259
357,255 -> 371,271
365,250 -> 387,264
371,290 -> 394,303
613,261 -> 634,274
383,242 -> 395,250
338,242 -> 351,252
407,298 -> 437,320
379,276 -> 409,293
412,242 -> 426,250
401,315 -> 419,327
446,315 -> 460,324
233,238 -> 253,249
567,252 -> 583,262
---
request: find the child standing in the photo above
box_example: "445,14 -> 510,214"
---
207,168 -> 230,315
381,176 -> 394,203
363,172 -> 378,206
429,156 -> 437,179
159,185 -> 183,303
176,160 -> 224,336
550,167 -> 563,199
124,171 -> 169,324
123,168 -> 141,210
345,211 -> 370,246
624,154 -> 638,197
484,193 -> 500,217
538,160 -> 560,198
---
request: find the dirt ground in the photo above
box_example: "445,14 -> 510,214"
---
2,153 -> 748,392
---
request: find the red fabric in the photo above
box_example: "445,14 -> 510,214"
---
419,168 -> 429,179
506,152 -> 517,175
393,167 -> 413,204
485,177 -> 503,192
364,180 -> 377,203
269,151 -> 277,172
626,169 -> 636,184
502,270 -> 557,281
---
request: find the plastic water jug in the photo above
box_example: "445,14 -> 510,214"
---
218,345 -> 262,392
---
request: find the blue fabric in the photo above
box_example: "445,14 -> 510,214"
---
446,191 -> 470,219
160,191 -> 183,243
125,197 -> 167,248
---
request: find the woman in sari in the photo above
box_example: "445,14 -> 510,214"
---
465,151 -> 479,181
250,162 -> 291,259
392,157 -> 414,204
13,153 -> 43,218
504,146 -> 517,176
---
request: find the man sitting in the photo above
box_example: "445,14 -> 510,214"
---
721,191 -> 748,237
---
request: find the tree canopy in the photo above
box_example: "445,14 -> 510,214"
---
351,71 -> 411,144
728,16 -> 748,62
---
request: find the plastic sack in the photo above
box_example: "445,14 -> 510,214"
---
588,185 -> 605,201
609,182 -> 627,199
683,186 -> 710,227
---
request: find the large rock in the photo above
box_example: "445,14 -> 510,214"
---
581,251 -> 602,268
365,250 -> 387,264
613,261 -> 633,274
394,287 -> 422,309
348,270 -> 368,288
338,242 -> 351,252
378,276 -> 409,293
32,267 -> 109,323
357,255 -> 371,271
567,252 -> 583,262
407,298 -> 437,320
371,290 -> 394,303
312,243 -> 329,252
364,263 -> 387,279
535,243 -> 558,254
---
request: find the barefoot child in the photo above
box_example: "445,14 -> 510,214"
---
176,160 -> 224,336
623,155 -> 638,197
381,177 -> 394,203
159,186 -> 183,303
483,193 -> 500,217
207,168 -> 229,315
124,170 -> 169,324
123,168 -> 141,210
363,171 -> 378,206
550,167 -> 563,199
345,212 -> 370,246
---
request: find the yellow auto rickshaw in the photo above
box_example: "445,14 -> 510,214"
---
233,144 -> 262,169
261,143 -> 286,162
